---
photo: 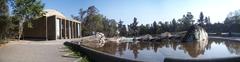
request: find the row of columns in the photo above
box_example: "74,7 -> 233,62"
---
58,18 -> 81,39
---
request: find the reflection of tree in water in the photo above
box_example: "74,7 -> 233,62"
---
94,41 -> 119,55
225,40 -> 240,55
206,39 -> 225,50
128,42 -> 140,59
118,42 -> 127,56
93,39 -> 224,58
206,38 -> 240,55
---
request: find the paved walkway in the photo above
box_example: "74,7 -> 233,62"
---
0,40 -> 77,62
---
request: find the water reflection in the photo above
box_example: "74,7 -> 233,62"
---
225,40 -> 240,55
88,39 -> 240,61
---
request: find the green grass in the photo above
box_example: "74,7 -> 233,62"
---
64,46 -> 90,62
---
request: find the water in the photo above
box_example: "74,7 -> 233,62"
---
86,38 -> 240,62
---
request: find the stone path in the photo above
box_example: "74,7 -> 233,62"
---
0,40 -> 77,62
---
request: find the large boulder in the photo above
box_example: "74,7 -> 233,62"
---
79,32 -> 106,48
137,34 -> 153,41
183,25 -> 208,42
159,32 -> 172,39
95,32 -> 106,46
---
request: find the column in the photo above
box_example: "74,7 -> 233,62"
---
66,20 -> 69,39
71,21 -> 74,38
59,18 -> 62,39
64,19 -> 67,39
78,23 -> 81,38
76,23 -> 79,38
73,22 -> 76,38
75,22 -> 78,38
61,19 -> 65,39
69,21 -> 72,39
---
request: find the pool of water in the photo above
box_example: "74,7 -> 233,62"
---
86,38 -> 240,62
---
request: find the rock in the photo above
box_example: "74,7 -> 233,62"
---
95,32 -> 106,47
159,32 -> 172,39
79,32 -> 107,48
106,37 -> 121,44
183,25 -> 208,42
138,34 -> 153,41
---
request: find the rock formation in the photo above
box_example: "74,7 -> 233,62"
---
183,25 -> 208,42
137,34 -> 153,41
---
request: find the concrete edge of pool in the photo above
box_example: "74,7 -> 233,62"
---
63,41 -> 143,62
164,56 -> 240,62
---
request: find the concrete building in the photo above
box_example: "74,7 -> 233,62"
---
23,9 -> 81,40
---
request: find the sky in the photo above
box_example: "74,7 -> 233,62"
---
42,0 -> 240,25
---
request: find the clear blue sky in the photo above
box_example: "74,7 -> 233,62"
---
42,0 -> 240,25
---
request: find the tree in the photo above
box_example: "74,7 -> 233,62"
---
87,6 -> 99,16
71,8 -> 87,21
171,18 -> 177,32
129,17 -> 138,36
118,20 -> 127,36
186,12 -> 194,25
79,8 -> 87,21
178,12 -> 195,31
12,0 -> 45,40
198,12 -> 204,27
0,0 -> 13,42
152,21 -> 158,34
205,16 -> 211,32
0,0 -> 9,16
82,6 -> 102,35
224,10 -> 240,33
73,6 -> 119,37
102,19 -> 117,37
138,24 -> 147,35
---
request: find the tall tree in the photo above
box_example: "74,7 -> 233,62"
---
129,17 -> 138,36
0,0 -> 9,16
224,10 -> 240,33
198,12 -> 204,27
171,18 -> 177,32
139,24 -> 147,35
71,8 -> 87,21
152,21 -> 158,34
79,8 -> 87,21
178,12 -> 194,31
87,6 -> 99,16
186,12 -> 194,25
12,0 -> 44,40
118,20 -> 127,36
82,5 -> 101,35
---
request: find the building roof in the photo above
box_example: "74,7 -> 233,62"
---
44,9 -> 66,19
44,9 -> 80,23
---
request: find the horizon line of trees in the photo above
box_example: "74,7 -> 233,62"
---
74,5 -> 240,37
118,11 -> 240,37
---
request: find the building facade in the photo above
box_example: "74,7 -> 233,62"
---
23,9 -> 81,40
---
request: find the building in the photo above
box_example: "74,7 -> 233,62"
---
23,9 -> 81,40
